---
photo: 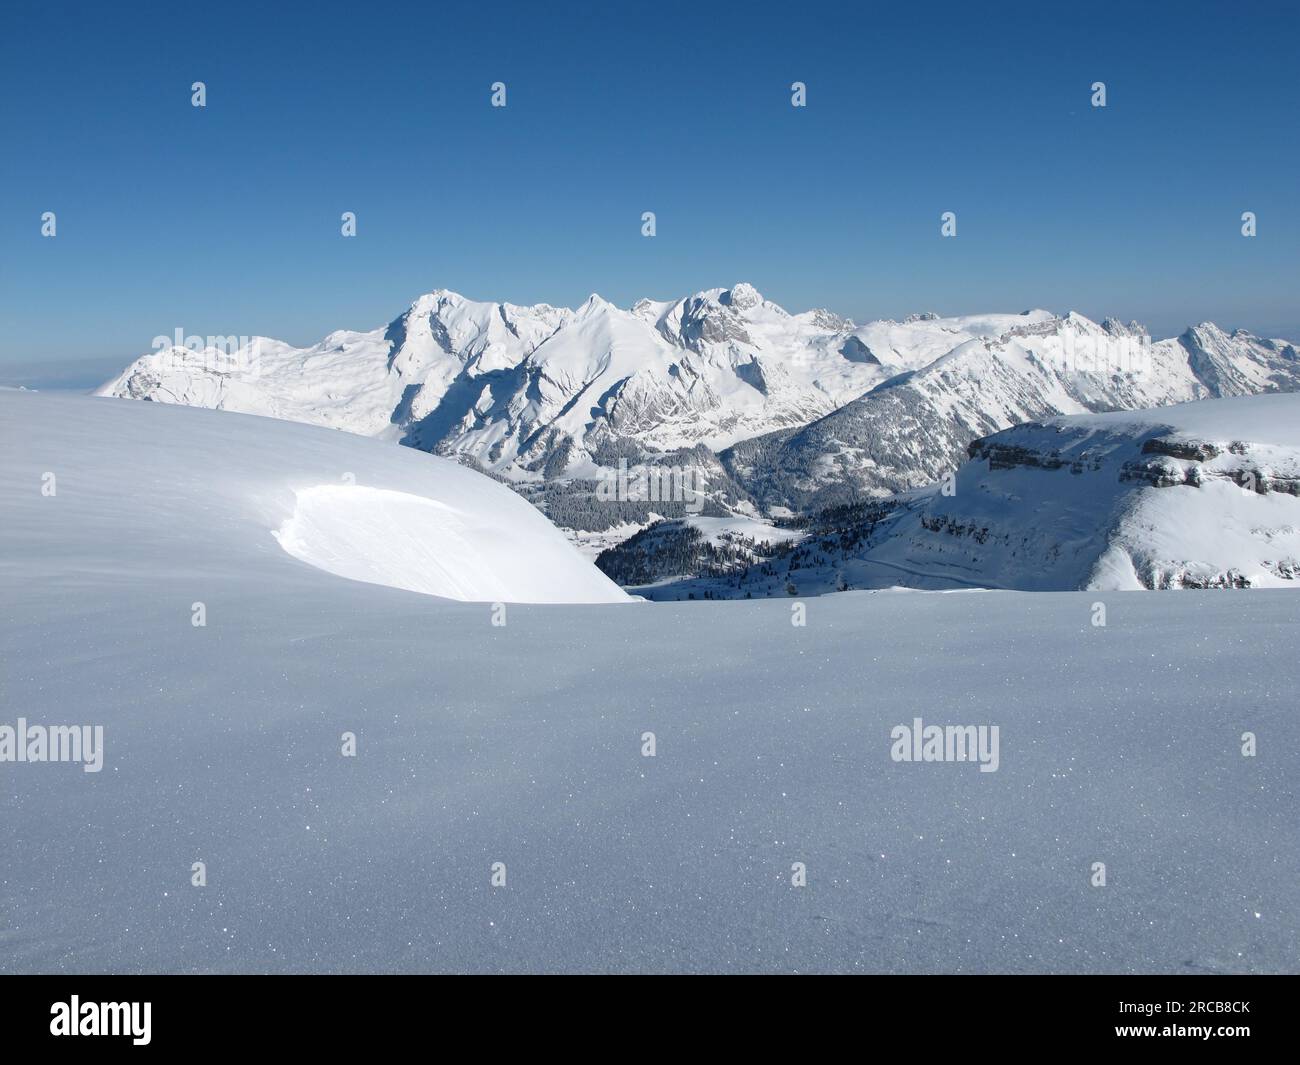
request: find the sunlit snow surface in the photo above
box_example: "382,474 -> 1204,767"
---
1,392 -> 1296,973
273,484 -> 625,603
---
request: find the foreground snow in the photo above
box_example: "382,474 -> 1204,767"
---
1,392 -> 625,605
1,394 -> 1296,973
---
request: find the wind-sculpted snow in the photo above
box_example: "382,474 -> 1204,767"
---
2,392 -> 1297,973
274,484 -> 627,603
1,391 -> 627,605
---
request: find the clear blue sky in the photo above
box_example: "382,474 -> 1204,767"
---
2,0 -> 1297,382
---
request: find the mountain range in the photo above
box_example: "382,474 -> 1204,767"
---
99,284 -> 1300,541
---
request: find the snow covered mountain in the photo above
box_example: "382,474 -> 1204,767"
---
98,284 -> 894,479
721,317 -> 1300,512
98,289 -> 1300,537
874,393 -> 1300,591
645,393 -> 1300,598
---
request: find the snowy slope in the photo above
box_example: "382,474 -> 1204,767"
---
0,391 -> 627,604
734,393 -> 1300,595
2,391 -> 1298,973
722,316 -> 1300,510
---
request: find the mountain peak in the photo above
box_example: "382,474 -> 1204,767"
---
721,282 -> 763,311
405,288 -> 467,315
578,293 -> 615,313
1101,317 -> 1148,338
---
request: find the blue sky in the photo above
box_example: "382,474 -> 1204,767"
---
1,0 -> 1297,381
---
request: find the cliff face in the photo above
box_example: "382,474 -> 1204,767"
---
843,394 -> 1300,592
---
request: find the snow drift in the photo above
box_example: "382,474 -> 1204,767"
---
1,391 -> 627,604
